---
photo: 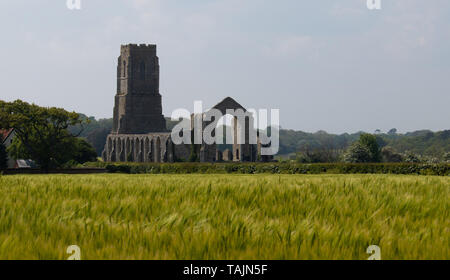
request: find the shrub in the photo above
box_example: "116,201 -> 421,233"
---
359,133 -> 382,162
444,152 -> 450,163
344,133 -> 382,163
93,162 -> 450,176
404,152 -> 421,163
296,149 -> 341,163
381,147 -> 403,163
344,142 -> 372,163
72,138 -> 97,164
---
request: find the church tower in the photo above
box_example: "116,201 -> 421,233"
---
112,44 -> 166,134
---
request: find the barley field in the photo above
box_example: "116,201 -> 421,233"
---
0,174 -> 448,260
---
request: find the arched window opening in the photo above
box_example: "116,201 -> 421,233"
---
123,61 -> 126,77
140,61 -> 146,80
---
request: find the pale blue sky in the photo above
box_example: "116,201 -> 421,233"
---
0,0 -> 449,133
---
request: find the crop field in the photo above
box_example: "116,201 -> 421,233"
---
0,174 -> 448,260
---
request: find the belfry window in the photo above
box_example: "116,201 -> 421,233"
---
123,61 -> 126,77
140,61 -> 146,80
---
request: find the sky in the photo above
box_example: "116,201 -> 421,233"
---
0,0 -> 449,134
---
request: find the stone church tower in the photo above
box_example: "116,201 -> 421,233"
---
103,44 -> 176,163
113,44 -> 166,134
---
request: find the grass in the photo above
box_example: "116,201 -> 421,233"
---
0,174 -> 448,260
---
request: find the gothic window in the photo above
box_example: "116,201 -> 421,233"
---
139,61 -> 146,80
123,61 -> 126,77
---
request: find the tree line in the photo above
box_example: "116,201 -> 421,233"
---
280,129 -> 450,164
1,99 -> 449,171
73,116 -> 449,164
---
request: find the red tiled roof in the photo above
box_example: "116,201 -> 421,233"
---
0,128 -> 14,142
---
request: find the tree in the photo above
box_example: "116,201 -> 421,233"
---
0,142 -> 7,170
86,127 -> 110,156
68,115 -> 113,156
72,138 -> 97,164
296,147 -> 341,163
188,144 -> 199,162
404,152 -> 421,163
343,142 -> 372,163
388,128 -> 397,135
375,135 -> 387,149
127,152 -> 133,162
0,100 -> 86,171
359,133 -> 382,162
444,152 -> 450,163
344,134 -> 382,163
381,146 -> 403,162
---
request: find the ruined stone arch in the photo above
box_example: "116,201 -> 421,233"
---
204,97 -> 257,162
154,136 -> 161,162
119,138 -> 125,162
148,138 -> 154,162
140,137 -> 145,162
166,137 -> 174,162
133,137 -> 142,162
110,138 -> 117,162
106,137 -> 113,161
129,138 -> 135,162
143,137 -> 150,162
124,138 -> 128,160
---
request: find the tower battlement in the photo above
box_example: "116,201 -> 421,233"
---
122,43 -> 157,48
120,44 -> 157,55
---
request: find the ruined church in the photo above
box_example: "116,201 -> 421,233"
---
102,44 -> 271,163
